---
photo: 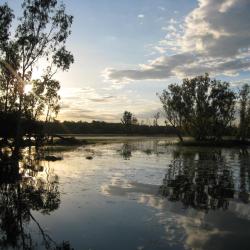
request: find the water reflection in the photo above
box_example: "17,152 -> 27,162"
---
1,141 -> 249,250
159,149 -> 249,211
117,140 -> 169,160
0,149 -> 72,250
119,143 -> 132,160
238,150 -> 250,203
101,142 -> 250,250
105,143 -> 250,211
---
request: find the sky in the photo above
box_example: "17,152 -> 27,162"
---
4,0 -> 250,123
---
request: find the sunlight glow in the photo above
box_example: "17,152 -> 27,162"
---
24,83 -> 33,94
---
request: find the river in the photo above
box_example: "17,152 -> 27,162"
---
0,138 -> 249,250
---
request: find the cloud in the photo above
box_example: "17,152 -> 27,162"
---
137,14 -> 144,19
101,179 -> 232,250
158,6 -> 165,11
88,95 -> 115,103
59,110 -> 119,121
103,53 -> 197,82
181,0 -> 250,57
104,0 -> 250,83
57,87 -> 120,121
57,86 -> 161,122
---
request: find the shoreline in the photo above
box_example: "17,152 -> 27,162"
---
49,136 -> 250,148
1,135 -> 250,148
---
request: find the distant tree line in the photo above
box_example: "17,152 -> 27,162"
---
158,73 -> 250,142
44,120 -> 177,135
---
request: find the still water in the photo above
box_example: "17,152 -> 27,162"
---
0,139 -> 250,250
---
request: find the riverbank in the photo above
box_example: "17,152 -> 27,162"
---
49,135 -> 178,146
1,135 -> 250,148
49,135 -> 250,148
178,139 -> 250,147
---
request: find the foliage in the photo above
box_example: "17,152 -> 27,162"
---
153,112 -> 160,126
159,74 -> 236,141
238,84 -> 250,141
44,120 -> 177,135
121,111 -> 133,126
121,111 -> 138,126
0,0 -> 74,141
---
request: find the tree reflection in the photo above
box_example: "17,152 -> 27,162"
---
159,150 -> 238,211
238,149 -> 250,203
119,143 -> 132,160
118,141 -> 165,160
0,149 -> 73,249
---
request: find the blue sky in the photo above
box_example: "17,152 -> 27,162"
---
4,0 -> 250,122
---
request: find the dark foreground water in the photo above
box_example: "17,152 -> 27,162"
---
0,139 -> 250,250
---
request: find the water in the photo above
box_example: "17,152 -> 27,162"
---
0,139 -> 250,250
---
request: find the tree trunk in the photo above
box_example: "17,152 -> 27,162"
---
4,79 -> 10,112
177,132 -> 183,142
172,126 -> 183,142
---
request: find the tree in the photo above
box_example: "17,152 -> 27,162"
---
132,115 -> 138,125
121,111 -> 139,133
121,111 -> 133,127
0,43 -> 20,113
153,112 -> 160,126
158,74 -> 236,141
0,0 -> 74,149
158,84 -> 184,141
238,84 -> 250,141
209,80 -> 236,140
22,77 -> 60,122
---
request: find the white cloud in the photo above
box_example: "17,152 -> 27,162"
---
137,14 -> 144,19
158,6 -> 165,11
154,46 -> 167,54
58,86 -> 161,122
104,0 -> 250,83
180,0 -> 250,57
103,53 -> 197,82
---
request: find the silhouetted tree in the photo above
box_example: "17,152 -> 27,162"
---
153,112 -> 160,126
132,115 -> 138,125
121,111 -> 132,134
0,0 -> 74,150
158,74 -> 236,141
121,111 -> 132,126
121,111 -> 139,133
158,84 -> 184,141
238,84 -> 250,141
